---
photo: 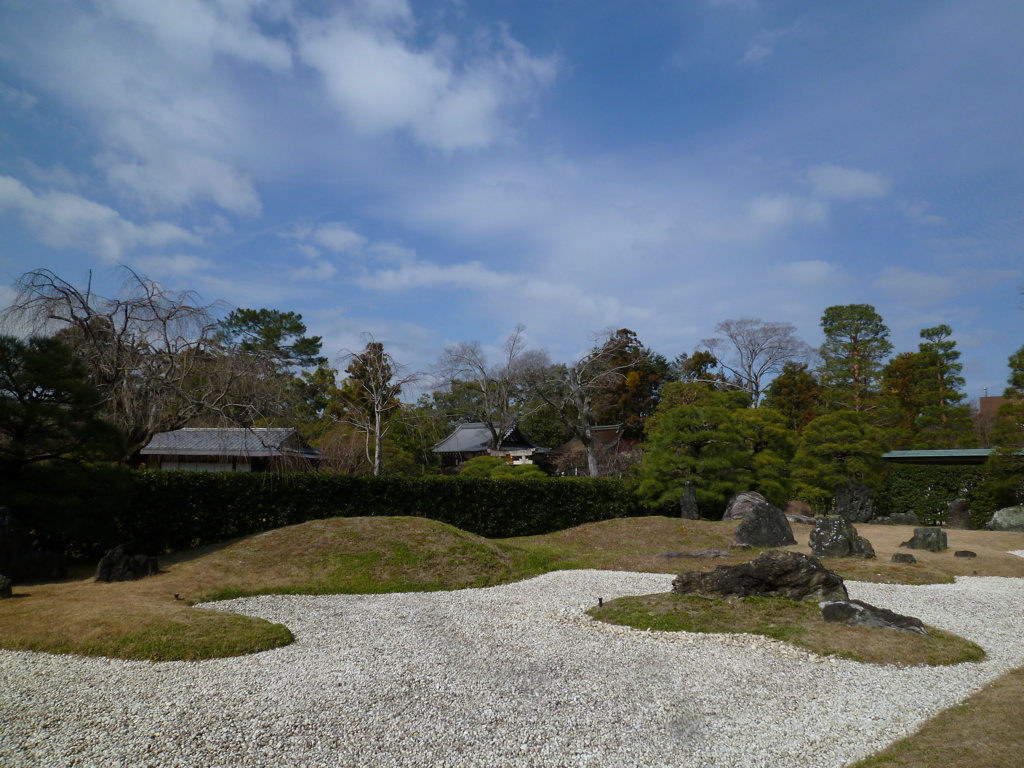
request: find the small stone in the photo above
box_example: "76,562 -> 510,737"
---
954,550 -> 977,559
891,552 -> 917,564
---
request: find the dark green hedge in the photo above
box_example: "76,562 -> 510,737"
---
117,471 -> 653,554
877,464 -> 988,526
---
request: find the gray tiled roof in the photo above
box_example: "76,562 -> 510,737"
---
433,422 -> 538,454
141,428 -> 318,458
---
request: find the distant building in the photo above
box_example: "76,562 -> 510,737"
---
546,425 -> 634,476
140,428 -> 319,472
432,422 -> 545,471
882,449 -> 993,466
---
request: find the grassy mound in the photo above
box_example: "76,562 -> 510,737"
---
588,592 -> 985,666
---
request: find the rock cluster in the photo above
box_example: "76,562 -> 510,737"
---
820,599 -> 929,636
94,545 -> 159,582
899,528 -> 948,553
809,516 -> 875,559
672,550 -> 848,602
734,502 -> 797,548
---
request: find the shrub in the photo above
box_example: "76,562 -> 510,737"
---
876,464 -> 988,526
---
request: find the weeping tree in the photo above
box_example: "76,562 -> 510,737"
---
0,268 -> 255,460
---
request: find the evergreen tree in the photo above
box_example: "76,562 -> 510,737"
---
761,361 -> 821,433
819,304 -> 893,412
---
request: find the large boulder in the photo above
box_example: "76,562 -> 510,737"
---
734,501 -> 797,548
0,508 -> 67,583
722,491 -> 769,521
899,527 -> 948,552
672,550 -> 848,603
833,480 -> 875,523
944,499 -> 974,530
809,516 -> 875,559
95,545 -> 159,582
820,599 -> 929,636
987,506 -> 1024,532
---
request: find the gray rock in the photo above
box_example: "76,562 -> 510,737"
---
734,501 -> 797,548
954,550 -> 977,559
944,499 -> 974,530
987,506 -> 1024,532
786,514 -> 817,526
95,545 -> 159,582
873,513 -> 921,526
809,516 -> 875,559
0,574 -> 11,599
820,599 -> 929,635
833,480 -> 875,523
672,550 -> 849,603
899,527 -> 948,552
723,491 -> 769,521
679,481 -> 699,520
891,552 -> 917,564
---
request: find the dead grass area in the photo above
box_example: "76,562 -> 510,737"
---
783,523 -> 1024,584
589,592 -> 985,666
849,665 -> 1024,768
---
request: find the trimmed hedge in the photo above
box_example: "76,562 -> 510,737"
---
119,471 -> 654,554
877,464 -> 988,526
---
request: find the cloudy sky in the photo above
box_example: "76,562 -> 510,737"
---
1,0 -> 1022,400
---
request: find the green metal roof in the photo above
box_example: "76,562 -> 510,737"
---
882,449 -> 993,464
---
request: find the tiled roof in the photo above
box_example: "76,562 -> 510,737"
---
433,422 -> 538,454
141,428 -> 318,458
882,449 -> 993,464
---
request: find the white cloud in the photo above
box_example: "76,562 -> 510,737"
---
0,82 -> 37,111
0,175 -> 199,261
773,260 -> 843,288
748,194 -> 828,229
807,164 -> 891,201
132,253 -> 214,277
297,8 -> 558,151
309,223 -> 368,254
874,266 -> 1023,307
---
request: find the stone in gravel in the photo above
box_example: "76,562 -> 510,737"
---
672,550 -> 848,602
734,501 -> 796,548
95,545 -> 159,582
987,506 -> 1024,532
899,528 -> 948,553
833,480 -> 875,523
809,516 -> 875,559
0,574 -> 11,598
944,499 -> 974,530
954,551 -> 977,559
820,599 -> 929,636
891,553 -> 917,564
722,491 -> 768,521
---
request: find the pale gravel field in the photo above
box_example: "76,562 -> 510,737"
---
2,569 -> 1024,768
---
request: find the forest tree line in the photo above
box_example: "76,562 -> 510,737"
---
1,267 -> 1022,518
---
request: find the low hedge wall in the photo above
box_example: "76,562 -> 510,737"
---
877,464 -> 989,526
119,471 -> 654,554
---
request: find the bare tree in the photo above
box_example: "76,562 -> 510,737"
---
0,267 -> 257,459
434,324 -> 549,450
529,330 -> 641,477
335,338 -> 419,476
700,318 -> 814,407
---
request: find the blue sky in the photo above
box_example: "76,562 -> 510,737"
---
1,0 -> 1022,401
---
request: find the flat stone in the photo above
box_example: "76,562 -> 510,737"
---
954,550 -> 977,559
820,599 -> 929,636
672,550 -> 848,603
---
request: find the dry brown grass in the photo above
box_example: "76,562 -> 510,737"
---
849,665 -> 1024,768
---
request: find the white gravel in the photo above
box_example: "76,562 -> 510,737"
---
3,570 -> 1024,768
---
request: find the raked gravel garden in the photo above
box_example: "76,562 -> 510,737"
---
3,556 -> 1024,768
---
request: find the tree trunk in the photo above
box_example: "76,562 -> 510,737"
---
373,408 -> 383,476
